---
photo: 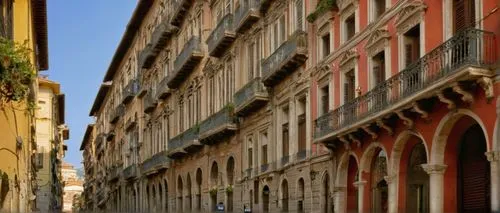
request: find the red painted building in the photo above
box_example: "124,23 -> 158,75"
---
310,0 -> 499,212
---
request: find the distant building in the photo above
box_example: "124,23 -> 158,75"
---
62,162 -> 83,213
35,77 -> 69,212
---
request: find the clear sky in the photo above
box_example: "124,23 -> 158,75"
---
46,1 -> 137,168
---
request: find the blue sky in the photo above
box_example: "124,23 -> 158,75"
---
46,1 -> 136,168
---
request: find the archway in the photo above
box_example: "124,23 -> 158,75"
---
211,161 -> 219,211
405,141 -> 429,213
263,185 -> 270,213
431,110 -> 491,212
196,168 -> 202,211
187,173 -> 192,211
159,182 -> 163,212
369,148 -> 388,213
146,185 -> 150,212
152,184 -> 157,212
226,157 -> 235,212
297,178 -> 305,212
177,175 -> 183,212
281,179 -> 289,212
164,179 -> 169,212
335,152 -> 359,213
321,173 -> 332,213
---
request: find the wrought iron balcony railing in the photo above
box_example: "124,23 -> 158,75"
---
122,79 -> 140,104
151,16 -> 178,51
107,166 -> 121,182
138,44 -> 155,69
234,77 -> 269,116
171,0 -> 194,27
199,106 -> 238,143
125,116 -> 137,131
143,90 -> 158,113
280,155 -> 290,167
109,104 -> 125,124
207,14 -> 236,57
156,76 -> 171,100
234,0 -> 260,33
314,28 -> 496,142
167,126 -> 201,158
168,36 -> 203,89
141,150 -> 171,176
123,164 -> 138,180
262,30 -> 308,86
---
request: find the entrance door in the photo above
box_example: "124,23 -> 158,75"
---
453,0 -> 475,33
458,124 -> 490,212
263,186 -> 270,213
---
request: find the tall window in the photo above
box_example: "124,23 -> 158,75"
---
403,25 -> 420,67
248,136 -> 254,169
453,0 -> 475,33
248,42 -> 255,80
344,14 -> 356,41
282,107 -> 290,158
372,51 -> 386,88
0,0 -> 13,38
319,85 -> 329,115
321,34 -> 331,59
373,0 -> 386,20
344,70 -> 356,103
295,0 -> 304,31
260,131 -> 269,165
261,144 -> 268,165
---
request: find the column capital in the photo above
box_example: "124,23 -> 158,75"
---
383,175 -> 397,184
421,164 -> 447,174
352,180 -> 367,188
485,151 -> 500,162
333,186 -> 347,192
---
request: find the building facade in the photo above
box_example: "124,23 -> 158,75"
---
81,0 -> 500,213
61,162 -> 83,213
35,77 -> 69,212
0,0 -> 49,212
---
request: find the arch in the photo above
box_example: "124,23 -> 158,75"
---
195,168 -> 203,210
297,178 -> 305,212
177,175 -> 184,211
187,173 -> 192,210
335,151 -> 360,213
226,156 -> 235,185
335,151 -> 360,186
263,185 -> 271,213
211,161 -> 219,186
359,142 -> 390,174
163,179 -> 169,212
431,109 -> 490,164
390,130 -> 429,177
280,179 -> 289,211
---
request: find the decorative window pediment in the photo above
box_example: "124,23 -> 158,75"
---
338,0 -> 358,13
365,28 -> 390,57
339,49 -> 359,70
395,0 -> 427,33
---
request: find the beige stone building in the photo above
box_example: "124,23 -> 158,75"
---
61,163 -> 83,212
35,77 -> 68,212
81,0 -> 500,213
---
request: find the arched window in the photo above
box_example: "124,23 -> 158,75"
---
370,149 -> 388,213
227,157 -> 235,212
297,178 -> 305,212
281,180 -> 289,212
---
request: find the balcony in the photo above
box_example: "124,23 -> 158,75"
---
138,44 -> 155,69
167,36 -> 203,89
207,14 -> 236,57
199,106 -> 238,143
109,104 -> 125,124
171,0 -> 194,27
234,77 -> 269,116
142,150 -> 171,176
122,80 -> 140,104
234,0 -> 260,33
151,16 -> 178,51
156,76 -> 172,100
96,189 -> 105,206
107,166 -> 121,182
125,116 -> 137,131
167,127 -> 202,159
95,133 -> 105,155
314,28 -> 496,143
143,90 -> 158,113
262,30 -> 308,87
123,164 -> 138,180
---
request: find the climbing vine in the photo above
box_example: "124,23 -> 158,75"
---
306,0 -> 337,23
0,38 -> 35,106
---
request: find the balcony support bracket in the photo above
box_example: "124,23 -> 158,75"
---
339,136 -> 350,150
376,119 -> 393,136
437,91 -> 456,109
452,83 -> 474,104
396,110 -> 414,128
412,102 -> 429,119
477,76 -> 494,103
348,134 -> 361,148
362,125 -> 378,139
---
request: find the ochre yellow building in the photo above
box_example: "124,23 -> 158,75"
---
0,0 -> 48,212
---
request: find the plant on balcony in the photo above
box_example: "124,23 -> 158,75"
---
225,102 -> 235,112
0,38 -> 35,106
306,0 -> 337,23
209,187 -> 218,196
225,184 -> 233,193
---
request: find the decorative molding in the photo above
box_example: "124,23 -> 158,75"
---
339,49 -> 359,71
452,83 -> 473,104
485,151 -> 500,162
421,164 -> 447,175
348,134 -> 361,148
352,180 -> 367,188
362,125 -> 378,139
383,175 -> 396,184
477,77 -> 494,103
376,119 -> 393,136
436,91 -> 456,109
339,136 -> 350,150
338,0 -> 358,14
412,102 -> 428,119
364,28 -> 390,57
396,110 -> 414,128
395,0 -> 427,34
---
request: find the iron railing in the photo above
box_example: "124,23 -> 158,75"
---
138,44 -> 154,69
280,155 -> 290,167
262,30 -> 307,83
123,164 -> 137,180
109,104 -> 125,124
168,127 -> 199,150
234,77 -> 268,111
107,166 -> 121,182
143,90 -> 158,113
173,36 -> 202,73
314,28 -> 496,139
122,79 -> 140,104
234,0 -> 260,31
142,150 -> 170,174
156,76 -> 171,100
199,106 -> 237,139
207,14 -> 234,54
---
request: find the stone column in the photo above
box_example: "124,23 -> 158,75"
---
384,175 -> 397,213
421,164 -> 447,213
333,186 -> 347,213
353,181 -> 367,213
486,151 -> 500,213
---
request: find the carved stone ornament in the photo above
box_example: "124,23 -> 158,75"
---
395,0 -> 427,34
314,63 -> 332,81
339,49 -> 359,71
421,164 -> 447,175
365,28 -> 390,57
485,151 -> 500,162
338,0 -> 358,13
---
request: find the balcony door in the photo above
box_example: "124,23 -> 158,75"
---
453,0 -> 475,33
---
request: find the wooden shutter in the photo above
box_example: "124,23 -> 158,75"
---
344,82 -> 350,103
296,0 -> 303,30
248,148 -> 253,168
282,123 -> 289,157
298,114 -> 306,151
321,87 -> 329,115
405,44 -> 413,67
454,0 -> 466,32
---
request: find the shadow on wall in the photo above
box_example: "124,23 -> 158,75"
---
0,170 -> 10,208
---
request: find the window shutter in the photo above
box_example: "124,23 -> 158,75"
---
373,65 -> 381,86
321,89 -> 329,115
454,0 -> 466,32
298,114 -> 306,151
344,82 -> 350,103
296,0 -> 303,31
405,44 -> 413,67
